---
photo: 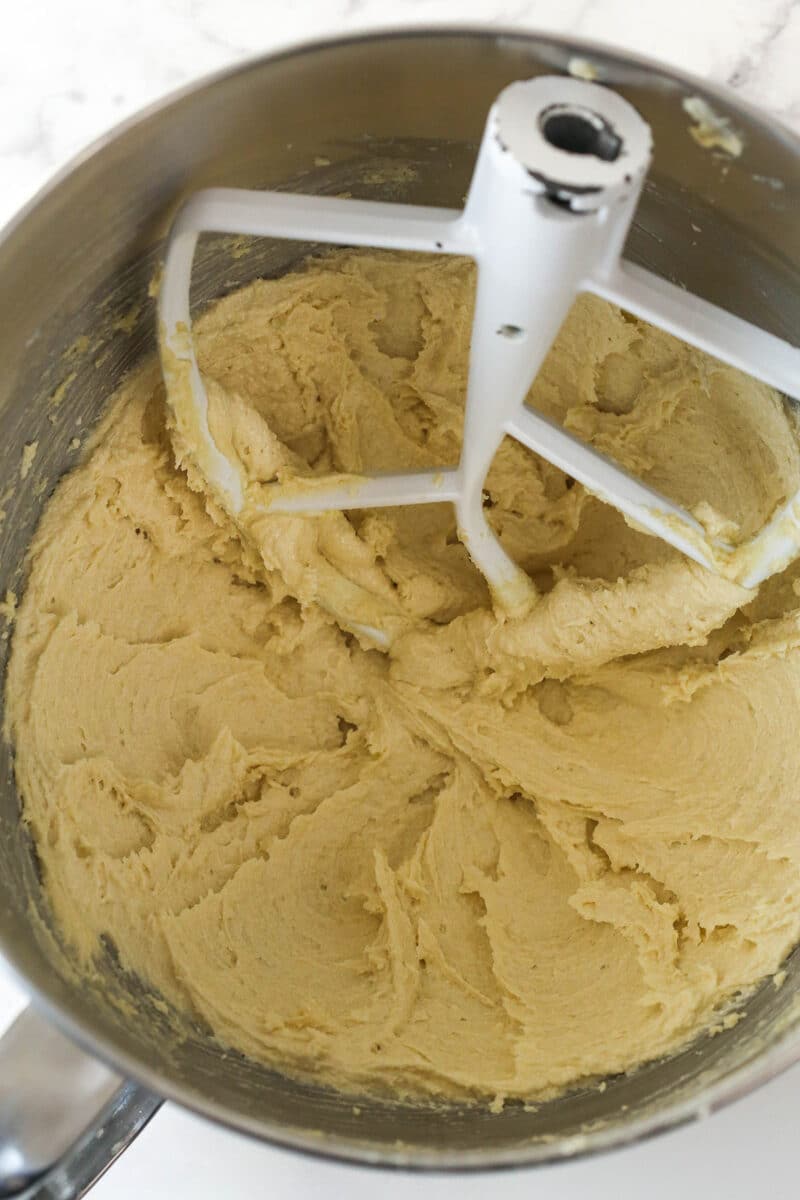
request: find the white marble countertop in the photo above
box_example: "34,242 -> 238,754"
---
1,2 -> 799,1198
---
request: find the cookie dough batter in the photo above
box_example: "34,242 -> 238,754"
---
8,252 -> 800,1102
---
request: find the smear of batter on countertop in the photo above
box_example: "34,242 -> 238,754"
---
7,251 -> 800,1104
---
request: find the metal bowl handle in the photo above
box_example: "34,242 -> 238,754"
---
0,1007 -> 161,1198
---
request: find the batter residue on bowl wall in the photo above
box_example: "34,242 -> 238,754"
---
7,252 -> 800,1103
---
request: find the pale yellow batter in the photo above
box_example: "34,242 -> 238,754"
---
8,252 -> 800,1103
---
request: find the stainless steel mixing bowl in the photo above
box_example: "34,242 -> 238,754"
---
0,27 -> 799,1197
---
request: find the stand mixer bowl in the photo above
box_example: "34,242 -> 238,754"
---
0,27 -> 798,1178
